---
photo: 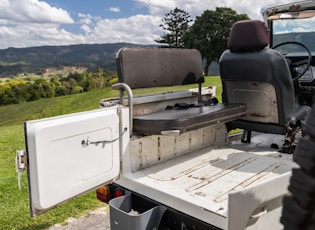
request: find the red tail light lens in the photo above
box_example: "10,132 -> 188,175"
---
114,189 -> 123,198
96,186 -> 110,203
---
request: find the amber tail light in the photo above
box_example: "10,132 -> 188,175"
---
96,185 -> 124,203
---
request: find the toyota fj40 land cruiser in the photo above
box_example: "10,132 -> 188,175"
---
16,1 -> 315,229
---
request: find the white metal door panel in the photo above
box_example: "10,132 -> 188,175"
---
228,172 -> 292,230
25,107 -> 121,216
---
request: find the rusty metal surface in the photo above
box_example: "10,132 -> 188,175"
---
120,133 -> 296,228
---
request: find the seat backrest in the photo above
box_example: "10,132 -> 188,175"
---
219,20 -> 295,133
116,47 -> 204,89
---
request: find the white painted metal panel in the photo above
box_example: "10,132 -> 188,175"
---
228,172 -> 292,230
25,107 -> 121,216
117,133 -> 296,229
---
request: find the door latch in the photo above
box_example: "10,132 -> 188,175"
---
15,150 -> 26,190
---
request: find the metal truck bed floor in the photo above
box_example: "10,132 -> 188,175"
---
119,133 -> 296,229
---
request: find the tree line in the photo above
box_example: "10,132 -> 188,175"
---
0,70 -> 117,106
155,7 -> 249,75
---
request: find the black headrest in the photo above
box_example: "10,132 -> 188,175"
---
227,20 -> 269,51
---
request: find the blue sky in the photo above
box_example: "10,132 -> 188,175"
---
45,0 -> 148,19
0,0 -> 298,49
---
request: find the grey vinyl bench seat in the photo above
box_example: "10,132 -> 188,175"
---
113,47 -> 247,135
133,103 -> 247,135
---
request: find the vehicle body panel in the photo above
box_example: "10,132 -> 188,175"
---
25,107 -> 123,216
116,130 -> 296,229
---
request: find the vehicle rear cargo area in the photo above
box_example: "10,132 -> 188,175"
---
117,132 -> 297,229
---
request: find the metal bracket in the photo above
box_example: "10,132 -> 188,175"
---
15,150 -> 26,189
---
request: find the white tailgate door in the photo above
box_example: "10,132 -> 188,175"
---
228,172 -> 292,230
25,106 -> 123,216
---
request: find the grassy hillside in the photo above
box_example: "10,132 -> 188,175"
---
0,76 -> 221,229
0,87 -> 118,127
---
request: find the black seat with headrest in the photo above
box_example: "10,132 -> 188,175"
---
219,20 -> 295,135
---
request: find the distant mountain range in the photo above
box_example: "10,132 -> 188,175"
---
1,31 -> 314,78
0,43 -> 158,77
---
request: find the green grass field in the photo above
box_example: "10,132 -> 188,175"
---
0,76 -> 222,229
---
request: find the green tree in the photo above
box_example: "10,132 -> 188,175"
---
87,77 -> 102,90
183,7 -> 249,75
60,81 -> 71,95
28,84 -> 41,101
156,7 -> 192,48
33,78 -> 55,98
55,86 -> 68,96
68,72 -> 85,85
108,77 -> 118,86
0,80 -> 32,105
50,75 -> 62,87
0,83 -> 12,105
72,85 -> 83,94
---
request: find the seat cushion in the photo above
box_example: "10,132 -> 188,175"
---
133,103 -> 247,135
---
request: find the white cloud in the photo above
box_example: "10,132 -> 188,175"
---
136,0 -> 299,20
78,13 -> 95,25
0,0 -> 77,48
80,24 -> 91,34
109,7 -> 120,13
82,15 -> 162,44
0,25 -> 18,37
273,16 -> 315,34
136,0 -> 176,15
0,0 -> 9,8
0,0 -> 304,49
0,23 -> 84,48
0,0 -> 73,24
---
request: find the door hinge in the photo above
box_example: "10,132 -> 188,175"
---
15,150 -> 26,190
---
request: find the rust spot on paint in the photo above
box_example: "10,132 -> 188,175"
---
157,137 -> 161,161
249,113 -> 267,118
